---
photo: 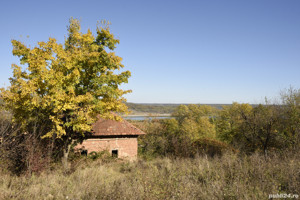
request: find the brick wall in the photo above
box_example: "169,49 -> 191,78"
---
75,137 -> 138,160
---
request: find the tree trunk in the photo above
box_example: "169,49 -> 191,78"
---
62,142 -> 71,171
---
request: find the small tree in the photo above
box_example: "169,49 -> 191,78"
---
216,103 -> 253,147
216,102 -> 284,155
239,104 -> 282,155
172,104 -> 217,140
1,18 -> 131,169
280,87 -> 300,150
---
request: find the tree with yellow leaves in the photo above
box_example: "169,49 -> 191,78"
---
1,18 -> 131,168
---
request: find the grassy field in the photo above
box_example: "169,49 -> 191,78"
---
1,152 -> 299,200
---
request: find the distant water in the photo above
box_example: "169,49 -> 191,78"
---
124,116 -> 173,121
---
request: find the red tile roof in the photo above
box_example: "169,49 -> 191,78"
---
91,117 -> 145,136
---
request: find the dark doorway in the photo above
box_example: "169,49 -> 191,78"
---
112,150 -> 118,158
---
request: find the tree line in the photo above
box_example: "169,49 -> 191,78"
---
137,88 -> 300,159
126,102 -> 231,114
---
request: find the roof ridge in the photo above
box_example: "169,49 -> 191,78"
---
91,116 -> 145,136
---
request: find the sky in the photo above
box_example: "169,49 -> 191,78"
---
0,0 -> 300,104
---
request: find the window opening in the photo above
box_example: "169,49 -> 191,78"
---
81,150 -> 88,156
112,150 -> 118,158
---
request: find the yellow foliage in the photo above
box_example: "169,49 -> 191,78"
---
1,18 -> 131,139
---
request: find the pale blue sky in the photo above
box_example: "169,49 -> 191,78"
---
1,0 -> 299,104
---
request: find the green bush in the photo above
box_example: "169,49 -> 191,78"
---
191,138 -> 236,157
88,150 -> 110,160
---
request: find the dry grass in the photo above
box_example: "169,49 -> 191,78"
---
0,152 -> 299,200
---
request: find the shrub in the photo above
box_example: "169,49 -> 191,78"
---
191,138 -> 236,157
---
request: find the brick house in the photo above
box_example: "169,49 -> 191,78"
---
76,117 -> 145,160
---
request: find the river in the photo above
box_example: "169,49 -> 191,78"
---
123,116 -> 173,121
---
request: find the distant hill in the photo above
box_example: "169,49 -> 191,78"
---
125,103 -> 232,115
